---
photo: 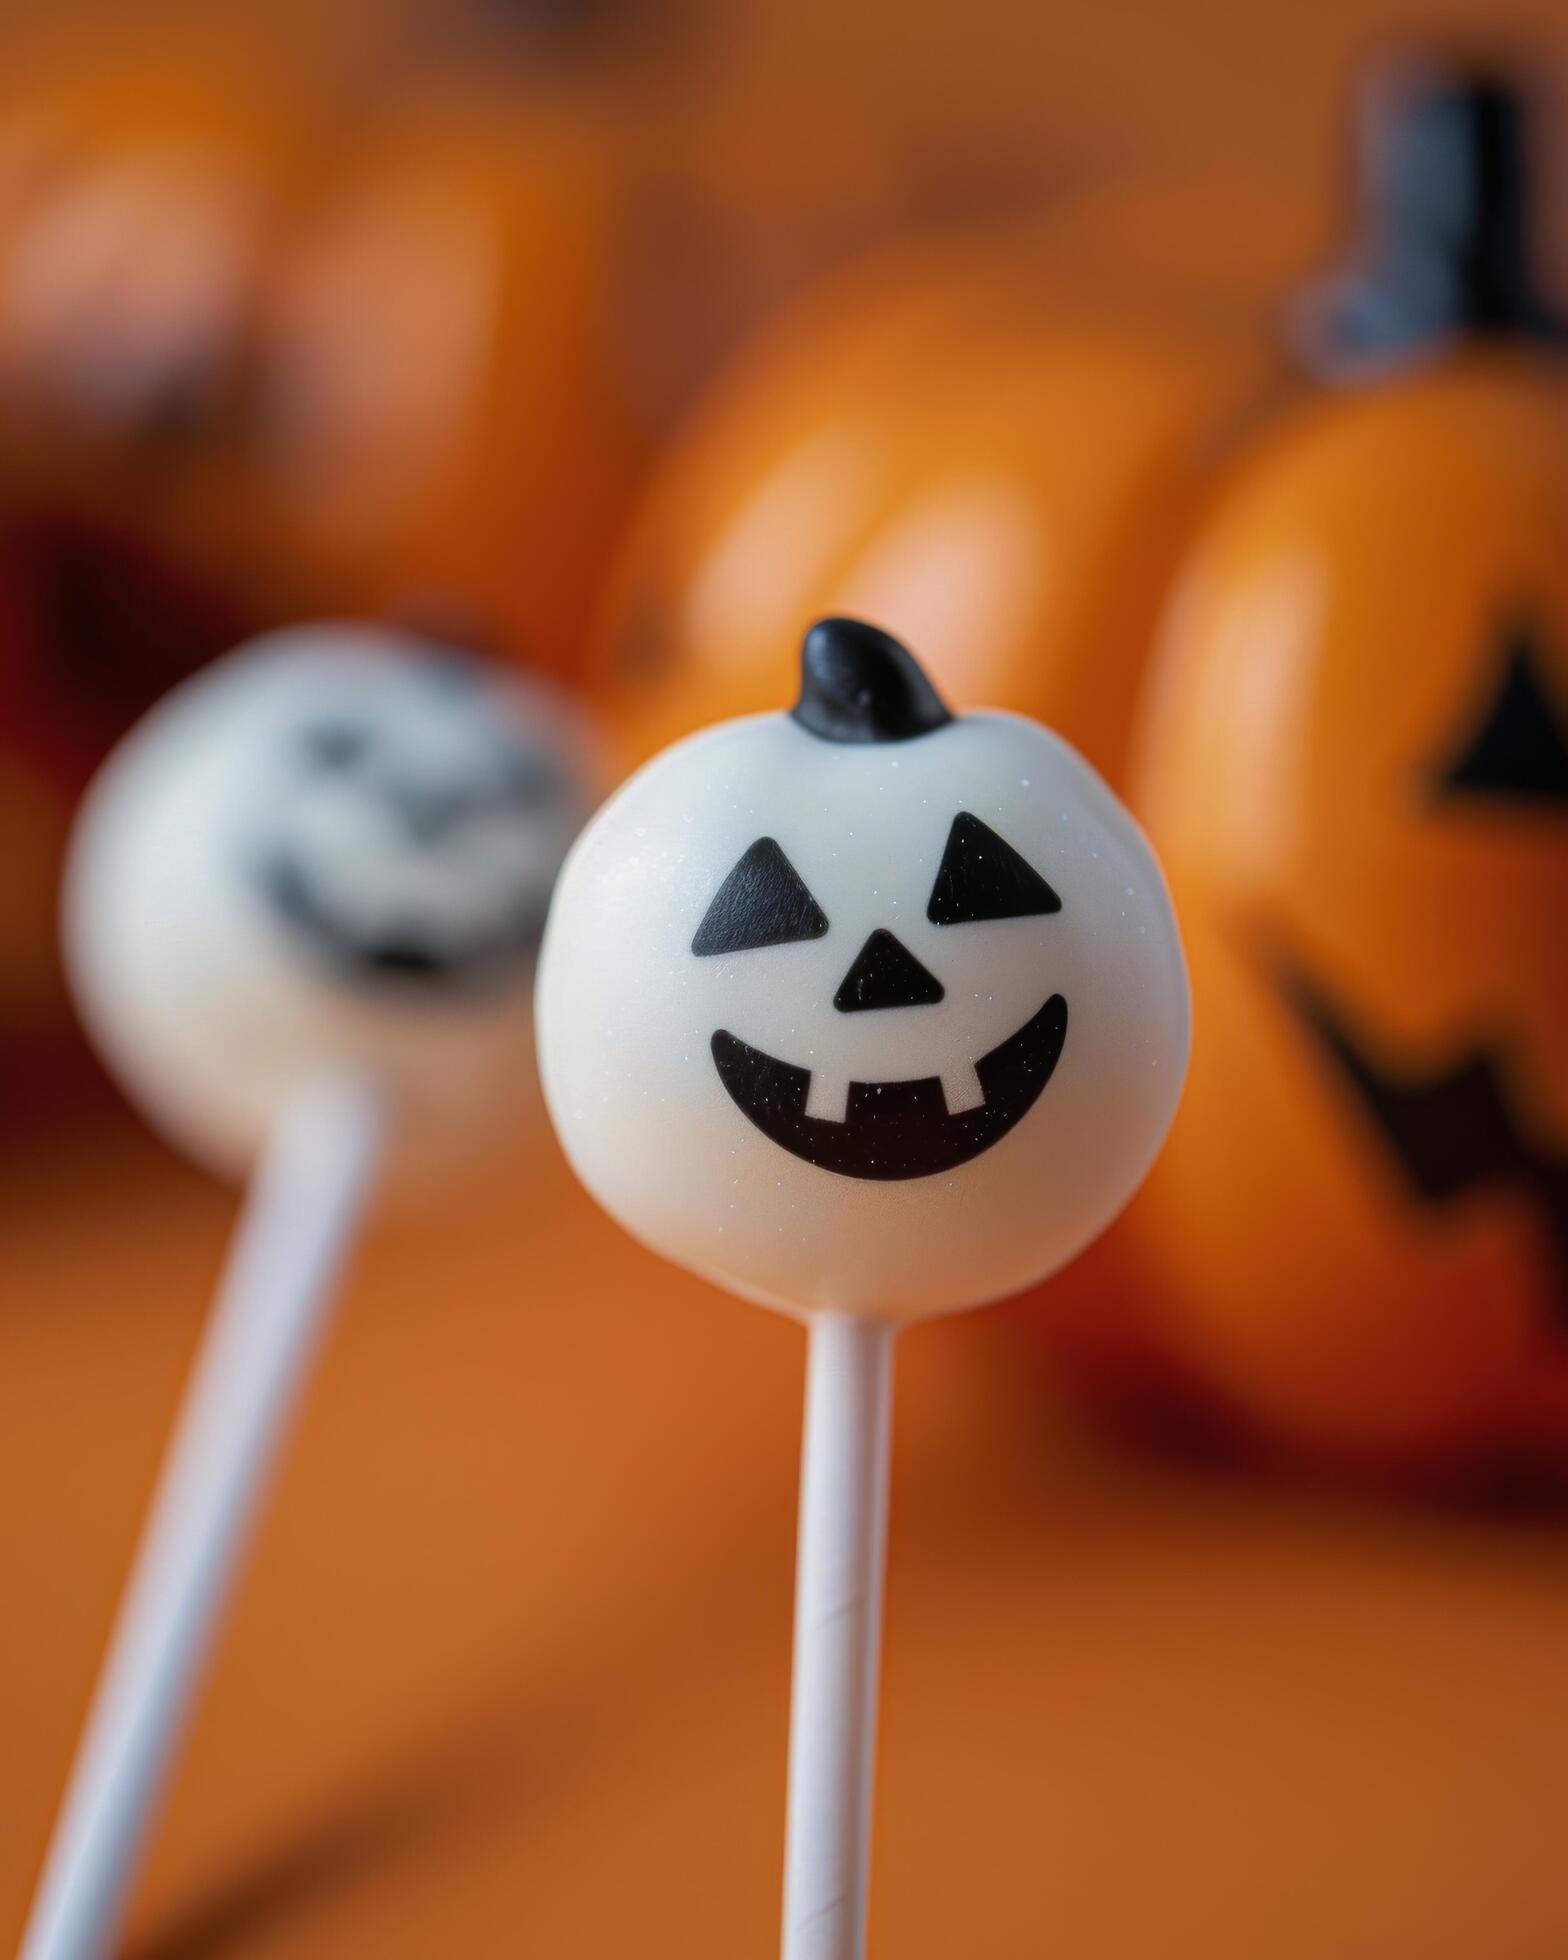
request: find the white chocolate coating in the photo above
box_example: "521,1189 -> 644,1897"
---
537,704 -> 1190,1320
65,624 -> 596,1179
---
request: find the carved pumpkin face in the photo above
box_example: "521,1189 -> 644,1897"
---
1132,354 -> 1568,1465
539,619 -> 1189,1321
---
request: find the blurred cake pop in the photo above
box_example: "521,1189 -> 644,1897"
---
24,623 -> 594,1960
65,621 -> 594,1180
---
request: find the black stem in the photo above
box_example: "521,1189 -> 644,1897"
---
792,618 -> 954,744
1295,57 -> 1568,377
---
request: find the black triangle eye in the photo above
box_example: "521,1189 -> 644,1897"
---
927,812 -> 1062,925
1434,623 -> 1568,805
693,838 -> 830,956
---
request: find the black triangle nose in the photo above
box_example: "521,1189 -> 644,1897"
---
833,929 -> 945,1013
1436,625 -> 1568,802
392,783 -> 469,843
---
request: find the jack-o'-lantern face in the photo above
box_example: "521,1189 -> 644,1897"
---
1270,610 -> 1568,1316
1134,356 -> 1568,1462
66,623 -> 596,1178
539,618 -> 1189,1321
692,813 -> 1068,1181
243,645 -> 577,990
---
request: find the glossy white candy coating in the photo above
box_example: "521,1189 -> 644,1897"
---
66,624 -> 595,1178
537,669 -> 1189,1321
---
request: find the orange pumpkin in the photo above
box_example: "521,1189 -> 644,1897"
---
0,58 -> 321,726
0,57 -> 315,539
237,85 -> 648,677
0,57 -> 663,684
1130,68 -> 1568,1476
582,57 -> 1431,784
586,185 -> 1305,783
0,46 -> 907,689
582,55 -> 1505,1438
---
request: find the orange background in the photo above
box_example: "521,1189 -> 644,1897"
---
6,1 -> 1568,1955
6,1102 -> 1568,1958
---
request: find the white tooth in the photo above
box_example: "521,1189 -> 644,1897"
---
805,1071 -> 851,1123
940,1064 -> 986,1114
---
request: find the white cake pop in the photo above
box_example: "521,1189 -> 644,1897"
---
65,623 -> 594,1180
539,617 -> 1188,1319
537,618 -> 1189,1960
24,625 -> 595,1960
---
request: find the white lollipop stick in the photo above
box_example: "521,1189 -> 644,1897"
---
20,1075 -> 382,1960
782,1314 -> 895,1960
537,618 -> 1192,1953
40,625 -> 594,1959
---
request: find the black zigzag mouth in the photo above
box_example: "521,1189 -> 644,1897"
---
710,992 -> 1067,1181
1272,951 -> 1568,1317
255,850 -> 545,989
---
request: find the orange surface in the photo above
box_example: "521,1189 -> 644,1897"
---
5,1109 -> 1568,1958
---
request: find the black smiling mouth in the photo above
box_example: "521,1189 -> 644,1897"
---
255,850 -> 547,990
711,992 -> 1067,1181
